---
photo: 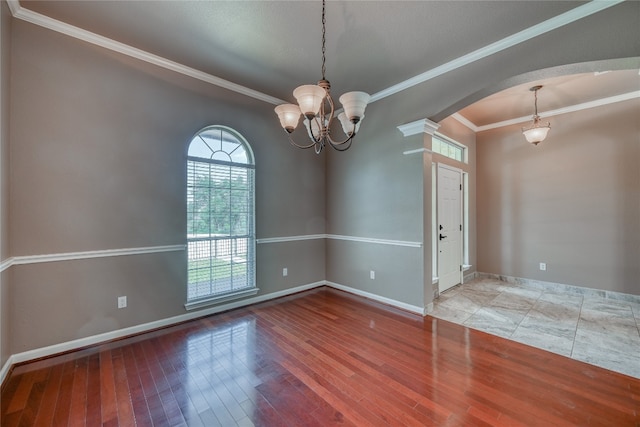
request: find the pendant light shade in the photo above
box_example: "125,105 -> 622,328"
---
522,124 -> 551,145
339,91 -> 371,123
293,85 -> 326,118
275,104 -> 302,133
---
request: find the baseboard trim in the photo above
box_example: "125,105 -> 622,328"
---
0,280 -> 325,386
0,355 -> 15,389
325,281 -> 427,315
476,272 -> 640,304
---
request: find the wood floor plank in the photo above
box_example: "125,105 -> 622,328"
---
31,360 -> 65,426
2,287 -> 639,426
67,357 -> 89,426
84,353 -> 102,426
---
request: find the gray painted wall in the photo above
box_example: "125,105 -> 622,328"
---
6,19 -> 325,354
477,99 -> 640,295
326,95 -> 427,308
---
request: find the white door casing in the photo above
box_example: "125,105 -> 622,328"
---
437,164 -> 463,293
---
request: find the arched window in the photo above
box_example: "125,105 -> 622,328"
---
186,126 -> 256,308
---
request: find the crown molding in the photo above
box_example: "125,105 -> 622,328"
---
471,90 -> 640,132
370,0 -> 625,103
7,2 -> 285,106
8,0 -> 624,109
450,113 -> 480,132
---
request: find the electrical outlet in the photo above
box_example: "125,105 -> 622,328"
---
539,263 -> 547,271
118,296 -> 127,308
283,267 -> 288,277
370,270 -> 375,280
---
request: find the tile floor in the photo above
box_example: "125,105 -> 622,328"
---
430,277 -> 640,378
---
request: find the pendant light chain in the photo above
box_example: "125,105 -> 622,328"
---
321,0 -> 326,80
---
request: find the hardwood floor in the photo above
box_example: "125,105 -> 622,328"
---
2,287 -> 639,426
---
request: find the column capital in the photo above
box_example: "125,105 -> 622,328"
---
397,118 -> 440,137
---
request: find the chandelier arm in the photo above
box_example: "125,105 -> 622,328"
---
286,133 -> 322,150
307,116 -> 324,142
327,132 -> 355,146
324,89 -> 335,123
329,137 -> 354,151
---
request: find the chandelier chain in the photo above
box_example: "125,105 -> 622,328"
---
321,0 -> 326,80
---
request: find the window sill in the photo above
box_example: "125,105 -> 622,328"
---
184,287 -> 259,311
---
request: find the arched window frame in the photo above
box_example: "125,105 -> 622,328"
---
185,125 -> 257,310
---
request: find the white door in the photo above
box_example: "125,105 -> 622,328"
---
437,164 -> 463,293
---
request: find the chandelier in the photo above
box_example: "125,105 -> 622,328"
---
522,85 -> 551,145
274,0 -> 370,154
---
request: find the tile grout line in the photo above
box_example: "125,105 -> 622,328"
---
569,295 -> 584,359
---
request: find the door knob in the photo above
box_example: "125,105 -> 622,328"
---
439,233 -> 447,240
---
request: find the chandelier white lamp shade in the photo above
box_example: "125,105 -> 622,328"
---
274,0 -> 370,153
522,85 -> 551,145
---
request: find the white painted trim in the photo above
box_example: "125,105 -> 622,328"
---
325,281 -> 427,316
0,235 -> 420,272
327,234 -> 422,248
425,302 -> 434,314
8,4 -> 284,106
6,0 -> 20,16
397,119 -> 441,137
256,234 -> 325,244
0,257 -> 11,273
258,234 -> 423,248
370,0 -> 624,102
403,148 -> 433,156
451,113 -> 479,132
0,354 -> 15,386
10,245 -> 185,266
475,90 -> 640,132
2,281 -> 326,377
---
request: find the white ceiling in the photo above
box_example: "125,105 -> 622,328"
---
15,0 -> 640,129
